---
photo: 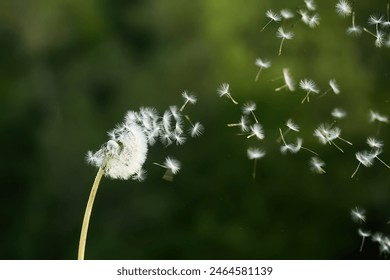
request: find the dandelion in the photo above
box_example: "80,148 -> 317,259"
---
331,108 -> 347,119
313,123 -> 352,153
217,83 -> 238,104
242,101 -> 259,123
309,157 -> 326,174
261,10 -> 282,32
363,27 -> 386,47
153,156 -> 181,181
227,115 -> 250,132
180,91 -> 197,112
367,137 -> 384,150
347,12 -> 362,36
351,207 -> 366,223
321,79 -> 340,96
247,147 -> 266,179
80,115 -> 149,260
276,27 -> 294,55
279,129 -> 318,156
307,13 -> 321,28
277,119 -> 299,142
254,58 -> 271,82
300,79 -> 319,103
247,123 -> 265,140
280,9 -> 295,19
358,228 -> 371,252
336,0 -> 352,17
369,110 -> 389,124
368,14 -> 384,33
351,150 -> 375,178
275,68 -> 296,92
189,122 -> 204,137
304,0 -> 317,11
383,4 -> 390,27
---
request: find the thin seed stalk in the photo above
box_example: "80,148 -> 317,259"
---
78,167 -> 104,260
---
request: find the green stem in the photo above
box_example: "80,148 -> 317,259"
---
78,167 -> 104,260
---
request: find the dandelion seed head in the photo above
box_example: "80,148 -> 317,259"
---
181,91 -> 197,104
300,79 -> 319,93
266,9 -> 282,21
277,27 -> 294,39
336,0 -> 352,17
250,123 -> 265,140
189,122 -> 204,137
242,101 -> 257,114
280,9 -> 295,19
355,151 -> 375,167
309,157 -> 326,174
255,58 -> 271,69
282,68 -> 295,91
164,156 -> 181,174
331,108 -> 347,119
367,137 -> 384,149
286,119 -> 300,132
369,110 -> 389,124
351,207 -> 366,223
368,15 -> 384,25
217,83 -> 230,97
304,0 -> 317,11
329,79 -> 340,94
247,147 -> 266,160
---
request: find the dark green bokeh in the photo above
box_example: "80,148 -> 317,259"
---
0,0 -> 389,259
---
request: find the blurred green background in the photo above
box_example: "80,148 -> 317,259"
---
0,0 -> 389,259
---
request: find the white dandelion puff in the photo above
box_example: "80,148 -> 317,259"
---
351,150 -> 375,178
323,79 -> 341,96
276,27 -> 294,55
275,68 -> 295,92
304,0 -> 317,11
351,207 -> 366,223
307,13 -> 321,28
242,101 -> 259,123
358,228 -> 371,252
261,10 -> 282,32
367,137 -> 384,149
247,147 -> 266,179
217,83 -> 238,104
336,0 -> 352,17
331,108 -> 347,119
247,123 -> 265,140
347,12 -> 362,36
280,9 -> 295,19
309,157 -> 326,174
189,122 -> 204,137
300,79 -> 319,103
180,91 -> 197,112
254,58 -> 271,81
227,115 -> 250,132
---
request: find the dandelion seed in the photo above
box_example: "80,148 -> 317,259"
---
351,150 -> 375,178
277,119 -> 299,142
247,123 -> 265,140
280,9 -> 295,19
331,108 -> 347,119
279,129 -> 318,156
300,79 -> 319,103
307,13 -> 321,28
367,137 -> 384,149
336,0 -> 352,17
351,207 -> 366,223
368,14 -> 384,31
254,58 -> 271,81
383,4 -> 390,27
154,156 -> 181,181
227,115 -> 250,132
275,68 -> 296,91
180,91 -> 197,112
347,12 -> 362,36
131,169 -> 146,182
363,27 -> 385,47
276,27 -> 294,55
372,232 -> 384,243
309,157 -> 326,174
247,147 -> 266,179
189,122 -> 204,137
313,124 -> 352,153
217,83 -> 238,104
304,0 -> 317,11
299,10 -> 311,25
358,228 -> 371,252
369,110 -> 389,124
261,10 -> 282,32
242,101 -> 259,123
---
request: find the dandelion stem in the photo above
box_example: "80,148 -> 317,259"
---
301,147 -> 319,156
78,166 -> 105,260
351,162 -> 361,178
179,100 -> 189,112
337,136 -> 353,146
330,140 -> 344,153
255,69 -> 262,82
363,27 -> 377,38
275,84 -> 287,91
359,236 -> 366,252
261,19 -> 272,32
278,128 -> 288,146
252,159 -> 257,179
278,38 -> 285,56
